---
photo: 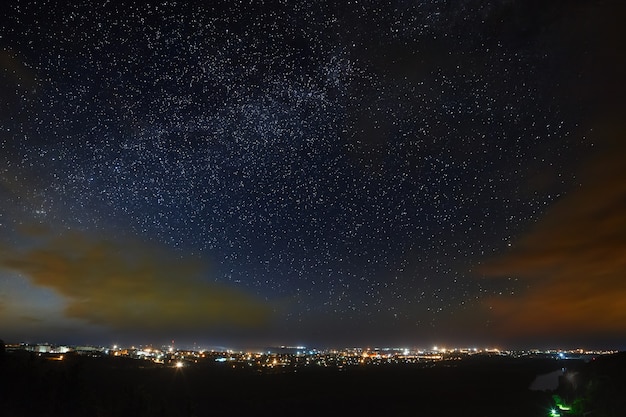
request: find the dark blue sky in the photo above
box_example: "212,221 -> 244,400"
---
1,0 -> 625,350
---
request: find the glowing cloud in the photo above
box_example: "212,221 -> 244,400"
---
481,133 -> 626,338
1,230 -> 271,332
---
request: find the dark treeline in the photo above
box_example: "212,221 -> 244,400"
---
1,349 -> 622,416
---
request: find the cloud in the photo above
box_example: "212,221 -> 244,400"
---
475,1 -> 626,343
18,315 -> 44,323
480,131 -> 626,338
0,230 -> 271,333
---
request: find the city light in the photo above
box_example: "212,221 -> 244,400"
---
549,408 -> 561,417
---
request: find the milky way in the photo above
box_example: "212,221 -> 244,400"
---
1,1 -> 602,346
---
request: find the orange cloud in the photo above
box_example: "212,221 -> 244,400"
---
481,131 -> 626,338
1,231 -> 271,332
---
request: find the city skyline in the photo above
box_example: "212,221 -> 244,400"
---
1,1 -> 625,350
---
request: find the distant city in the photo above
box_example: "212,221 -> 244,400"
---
4,341 -> 617,372
4,339 -> 624,417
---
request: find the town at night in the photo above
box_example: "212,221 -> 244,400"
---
2,0 -> 625,415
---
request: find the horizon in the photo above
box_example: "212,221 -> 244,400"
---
3,337 -> 624,354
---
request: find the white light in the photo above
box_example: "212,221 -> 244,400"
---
175,361 -> 184,368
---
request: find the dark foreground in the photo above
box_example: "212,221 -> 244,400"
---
1,351 -> 624,417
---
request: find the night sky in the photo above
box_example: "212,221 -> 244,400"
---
1,0 -> 625,350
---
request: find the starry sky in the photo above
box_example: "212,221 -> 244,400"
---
1,0 -> 625,350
